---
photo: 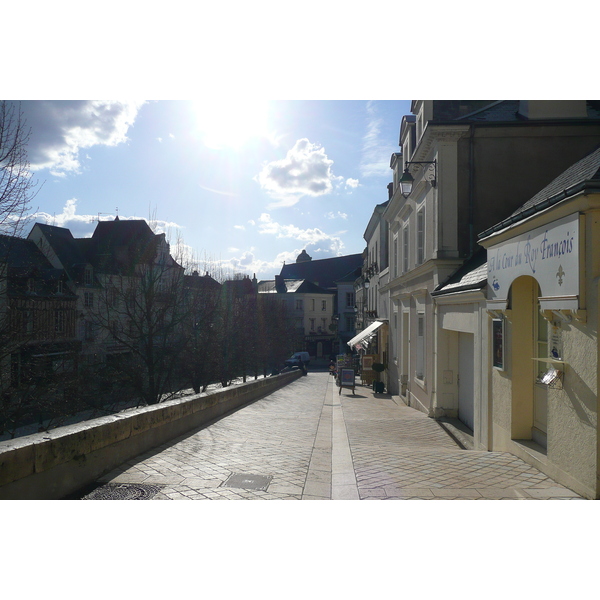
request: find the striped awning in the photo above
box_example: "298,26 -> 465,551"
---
347,321 -> 384,350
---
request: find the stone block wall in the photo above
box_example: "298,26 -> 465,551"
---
0,370 -> 302,499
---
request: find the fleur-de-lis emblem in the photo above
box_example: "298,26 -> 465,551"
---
556,265 -> 565,286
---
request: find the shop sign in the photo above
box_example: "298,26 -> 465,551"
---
487,213 -> 579,305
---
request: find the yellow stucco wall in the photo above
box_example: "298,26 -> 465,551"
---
487,204 -> 599,498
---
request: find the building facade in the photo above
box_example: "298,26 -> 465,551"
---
383,100 -> 600,426
478,147 -> 600,498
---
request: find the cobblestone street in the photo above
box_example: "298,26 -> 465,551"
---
82,372 -> 582,500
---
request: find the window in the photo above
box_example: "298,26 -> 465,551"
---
295,299 -> 303,310
84,267 -> 93,285
55,310 -> 65,334
417,207 -> 425,265
108,288 -> 119,308
393,235 -> 398,278
56,280 -> 64,294
84,292 -> 94,308
22,310 -> 34,334
345,315 -> 355,330
416,312 -> 425,379
321,318 -> 327,331
346,292 -> 354,308
311,299 -> 315,311
309,318 -> 315,331
403,225 -> 409,273
536,308 -> 548,381
322,300 -> 326,311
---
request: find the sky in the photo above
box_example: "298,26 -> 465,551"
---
15,99 -> 410,280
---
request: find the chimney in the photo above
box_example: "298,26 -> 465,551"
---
275,275 -> 287,293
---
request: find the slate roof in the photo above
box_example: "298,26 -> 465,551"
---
221,277 -> 256,297
335,266 -> 362,284
0,234 -> 75,297
0,234 -> 53,271
184,272 -> 221,293
431,247 -> 487,296
479,145 -> 600,239
279,254 -> 362,292
258,279 -> 331,295
89,219 -> 159,274
33,224 -> 89,280
452,100 -> 600,123
455,101 -> 521,122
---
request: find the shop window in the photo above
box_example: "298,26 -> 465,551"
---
536,308 -> 548,381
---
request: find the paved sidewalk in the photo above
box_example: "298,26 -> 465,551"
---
80,372 -> 582,500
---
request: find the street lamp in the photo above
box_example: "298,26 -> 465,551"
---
400,160 -> 437,198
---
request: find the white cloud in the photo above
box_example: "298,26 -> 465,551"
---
345,178 -> 359,188
199,184 -> 238,197
255,138 -> 342,208
233,224 -> 245,230
360,101 -> 395,178
256,213 -> 345,255
325,211 -> 348,220
19,101 -> 145,176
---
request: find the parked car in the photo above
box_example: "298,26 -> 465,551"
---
284,352 -> 310,368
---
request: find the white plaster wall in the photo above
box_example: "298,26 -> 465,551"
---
439,304 -> 475,333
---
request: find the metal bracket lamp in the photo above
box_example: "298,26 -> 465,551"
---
399,160 -> 437,198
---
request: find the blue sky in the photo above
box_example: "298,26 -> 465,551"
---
17,99 -> 410,280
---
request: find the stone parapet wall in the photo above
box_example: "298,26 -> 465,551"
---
0,370 -> 303,500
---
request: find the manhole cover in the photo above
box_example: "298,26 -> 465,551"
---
82,483 -> 164,500
222,473 -> 273,491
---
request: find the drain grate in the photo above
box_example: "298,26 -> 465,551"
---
222,473 -> 273,491
82,483 -> 164,500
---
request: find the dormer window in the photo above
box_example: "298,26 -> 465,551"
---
57,280 -> 64,294
84,267 -> 93,285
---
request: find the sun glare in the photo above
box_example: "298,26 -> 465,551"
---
192,99 -> 271,150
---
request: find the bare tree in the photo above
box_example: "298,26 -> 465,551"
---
0,101 -> 39,237
92,256 -> 187,406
